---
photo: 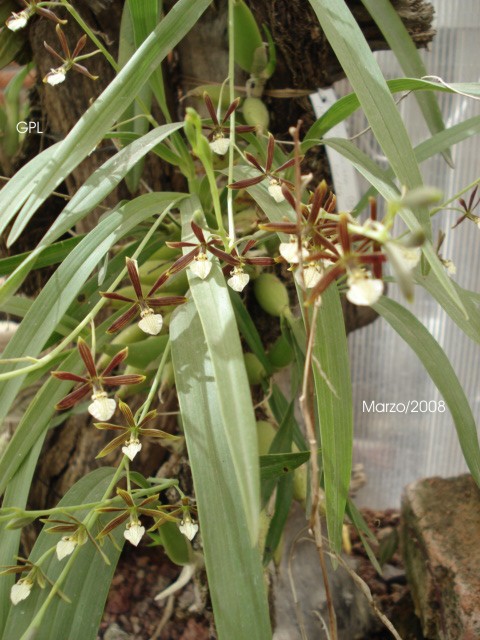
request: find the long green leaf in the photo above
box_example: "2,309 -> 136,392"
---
0,0 -> 211,243
179,199 -> 260,543
170,300 -> 271,640
373,296 -> 480,485
2,468 -> 124,640
309,284 -> 353,556
303,78 -> 480,151
359,0 -> 452,165
6,122 -> 183,248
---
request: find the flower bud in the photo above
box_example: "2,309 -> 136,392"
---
254,273 -> 290,317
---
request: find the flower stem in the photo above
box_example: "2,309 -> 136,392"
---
227,0 -> 236,245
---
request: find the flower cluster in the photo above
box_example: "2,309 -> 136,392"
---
43,24 -> 100,86
202,93 -> 255,155
260,183 -> 422,306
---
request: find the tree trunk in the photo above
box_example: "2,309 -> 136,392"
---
1,0 -> 435,509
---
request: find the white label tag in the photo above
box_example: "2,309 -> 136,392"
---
309,88 -> 360,213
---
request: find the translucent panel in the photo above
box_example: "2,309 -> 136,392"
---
331,0 -> 480,507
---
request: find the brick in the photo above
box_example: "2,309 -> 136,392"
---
400,475 -> 480,639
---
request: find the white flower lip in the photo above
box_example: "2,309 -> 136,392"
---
279,237 -> 309,264
44,67 -> 67,86
209,135 -> 230,156
138,309 -> 163,335
56,536 -> 76,561
122,438 -> 142,461
296,262 -> 323,289
6,11 -> 29,31
346,272 -> 384,306
268,181 -> 285,203
124,521 -> 145,547
227,267 -> 249,292
88,392 -> 116,421
190,253 -> 212,280
10,579 -> 32,605
179,517 -> 199,541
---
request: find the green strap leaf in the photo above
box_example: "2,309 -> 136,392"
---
178,198 -> 260,542
373,296 -> 480,486
170,297 -> 272,640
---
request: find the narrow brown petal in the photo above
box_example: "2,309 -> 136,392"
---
97,512 -> 129,538
94,422 -> 126,431
55,24 -> 70,59
139,410 -> 158,426
77,338 -> 98,378
72,62 -> 99,81
241,239 -> 257,255
46,524 -> 77,533
139,494 -> 160,507
259,221 -> 298,233
101,291 -> 135,303
55,384 -> 91,410
190,221 -> 206,244
222,97 -> 241,123
96,433 -> 127,459
307,264 -> 345,303
140,428 -> 179,440
244,152 -> 264,173
266,133 -> 275,172
102,374 -> 146,387
118,488 -> 134,506
208,246 -> 239,266
51,371 -> 88,383
101,348 -> 129,376
228,176 -> 264,190
106,305 -> 138,334
43,41 -> 64,63
275,156 -> 297,174
166,241 -> 195,249
126,258 -> 143,299
235,125 -> 256,133
203,92 -> 219,125
147,272 -> 170,297
281,185 -> 297,210
118,399 -> 136,427
338,213 -> 351,254
71,34 -> 87,58
146,295 -> 187,308
245,257 -> 275,266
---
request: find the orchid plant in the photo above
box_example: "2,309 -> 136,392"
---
0,1 -> 479,640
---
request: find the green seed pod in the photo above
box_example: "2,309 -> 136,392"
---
292,463 -> 307,507
242,97 -> 269,132
256,419 -> 276,456
268,334 -> 294,370
254,273 -> 290,317
244,352 -> 267,385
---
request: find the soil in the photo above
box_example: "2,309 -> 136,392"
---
98,508 -> 425,640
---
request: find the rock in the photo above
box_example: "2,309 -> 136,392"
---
272,502 -> 374,640
103,623 -> 131,640
400,475 -> 480,639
